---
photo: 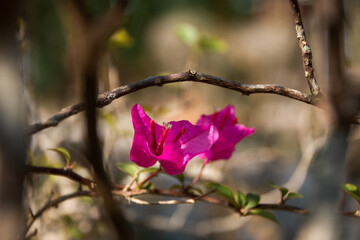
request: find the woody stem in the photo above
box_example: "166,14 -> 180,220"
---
137,167 -> 161,188
192,160 -> 207,185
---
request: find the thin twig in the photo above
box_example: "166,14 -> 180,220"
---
27,70 -> 318,134
126,189 -> 217,206
342,210 -> 360,218
23,191 -> 92,239
25,164 -> 95,188
192,160 -> 207,185
137,168 -> 161,188
123,171 -> 139,192
256,203 -> 308,214
289,0 -> 321,96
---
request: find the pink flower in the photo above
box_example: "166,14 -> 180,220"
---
196,105 -> 255,163
130,104 -> 216,175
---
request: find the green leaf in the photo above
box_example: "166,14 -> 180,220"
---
117,163 -> 140,177
249,209 -> 279,224
187,186 -> 203,195
245,193 -> 260,209
143,182 -> 154,191
206,182 -> 238,207
280,188 -> 289,198
286,192 -> 303,201
48,147 -> 71,165
235,190 -> 247,207
269,181 -> 278,189
270,181 -> 288,199
341,183 -> 360,204
199,36 -> 227,53
139,167 -> 159,174
175,23 -> 199,47
170,184 -> 183,191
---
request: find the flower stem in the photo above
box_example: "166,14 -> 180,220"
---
137,167 -> 161,188
192,160 -> 207,185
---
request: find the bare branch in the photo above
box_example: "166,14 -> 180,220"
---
23,165 -> 360,239
125,189 -> 217,206
256,203 -> 308,215
27,70 -> 317,135
23,191 -> 92,239
342,210 -> 360,218
25,165 -> 95,188
289,0 -> 321,96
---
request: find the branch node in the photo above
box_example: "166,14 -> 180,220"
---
189,69 -> 197,75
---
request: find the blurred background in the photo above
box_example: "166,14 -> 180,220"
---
21,0 -> 360,239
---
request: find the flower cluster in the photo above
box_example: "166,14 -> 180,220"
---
130,104 -> 254,175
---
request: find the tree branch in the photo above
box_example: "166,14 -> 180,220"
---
289,0 -> 321,96
23,191 -> 92,239
27,70 -> 319,135
25,165 -> 95,188
24,166 -> 360,239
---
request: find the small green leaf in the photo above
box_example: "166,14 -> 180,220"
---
269,181 -> 278,189
280,188 -> 289,198
341,183 -> 360,204
249,209 -> 279,224
117,163 -> 140,177
270,181 -> 288,199
48,147 -> 71,165
199,36 -> 227,53
139,167 -> 159,174
245,193 -> 260,209
286,192 -> 303,201
206,182 -> 238,207
175,23 -> 199,47
235,191 -> 247,207
187,186 -> 203,195
143,182 -> 154,191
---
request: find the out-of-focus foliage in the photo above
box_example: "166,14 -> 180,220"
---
108,28 -> 134,49
175,23 -> 227,53
342,183 -> 360,204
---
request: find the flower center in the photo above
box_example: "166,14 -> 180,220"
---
173,127 -> 186,143
219,112 -> 230,131
150,121 -> 185,156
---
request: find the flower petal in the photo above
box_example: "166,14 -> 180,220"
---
225,124 -> 255,143
130,104 -> 163,167
131,104 -> 163,154
196,105 -> 255,162
130,135 -> 158,167
159,142 -> 187,175
168,120 -> 217,158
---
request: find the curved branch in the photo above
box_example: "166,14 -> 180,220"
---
289,0 -> 321,96
24,191 -> 92,239
25,165 -> 95,188
23,166 -> 360,239
27,70 -> 316,135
